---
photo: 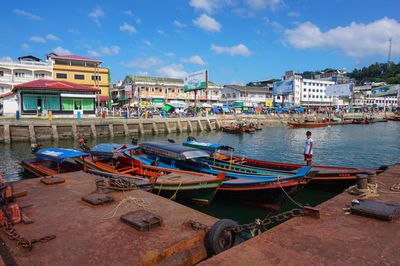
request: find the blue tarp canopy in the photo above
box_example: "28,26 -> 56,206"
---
212,106 -> 220,114
294,107 -> 304,112
90,144 -> 140,157
183,141 -> 234,152
222,107 -> 230,113
35,148 -> 87,162
276,108 -> 289,113
140,141 -> 210,160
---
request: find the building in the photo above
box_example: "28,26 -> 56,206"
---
221,85 -> 273,107
0,55 -> 53,97
353,85 -> 399,107
0,79 -> 99,117
274,71 -> 338,107
47,53 -> 110,107
113,75 -> 222,108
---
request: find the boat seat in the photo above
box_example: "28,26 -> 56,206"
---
120,167 -> 139,174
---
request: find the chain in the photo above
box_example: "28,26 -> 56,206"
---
107,176 -> 138,190
0,183 -> 56,250
184,208 -> 304,235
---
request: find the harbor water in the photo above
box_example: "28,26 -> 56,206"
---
0,122 -> 399,225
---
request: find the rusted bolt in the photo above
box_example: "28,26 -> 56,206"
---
356,174 -> 368,190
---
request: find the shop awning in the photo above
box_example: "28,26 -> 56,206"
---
153,99 -> 164,103
256,107 -> 262,111
117,98 -> 128,102
161,105 -> 172,110
234,102 -> 243,107
222,107 -> 230,113
60,93 -> 96,98
212,106 -> 220,114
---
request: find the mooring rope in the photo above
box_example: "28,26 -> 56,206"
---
102,196 -> 149,220
170,179 -> 183,201
346,183 -> 379,199
276,177 -> 303,208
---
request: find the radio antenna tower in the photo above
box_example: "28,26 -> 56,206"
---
388,38 -> 392,65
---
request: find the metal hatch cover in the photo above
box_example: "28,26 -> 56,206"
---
350,199 -> 400,221
120,209 -> 162,232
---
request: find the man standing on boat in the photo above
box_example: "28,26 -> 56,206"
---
304,131 -> 313,166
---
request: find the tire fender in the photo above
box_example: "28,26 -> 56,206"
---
207,219 -> 243,255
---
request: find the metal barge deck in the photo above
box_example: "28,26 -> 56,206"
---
202,164 -> 400,265
0,171 -> 217,265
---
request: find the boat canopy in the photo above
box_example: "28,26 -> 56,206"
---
182,141 -> 234,152
35,148 -> 88,162
90,144 -> 140,157
139,141 -> 210,160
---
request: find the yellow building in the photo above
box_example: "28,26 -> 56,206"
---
47,53 -> 110,106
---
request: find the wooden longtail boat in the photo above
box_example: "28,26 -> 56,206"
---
74,144 -> 225,205
135,141 -> 312,207
182,140 -> 385,186
385,116 -> 400,121
221,126 -> 244,134
20,148 -> 85,176
288,121 -> 329,128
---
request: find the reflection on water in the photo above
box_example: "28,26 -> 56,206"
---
0,121 -> 399,222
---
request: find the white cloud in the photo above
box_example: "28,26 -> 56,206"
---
0,57 -> 13,62
189,0 -> 219,13
13,9 -> 43,21
120,22 -> 136,34
53,46 -> 71,55
193,14 -> 221,32
68,29 -> 80,34
136,18 -> 142,24
165,52 -> 176,57
230,79 -> 245,85
136,71 -> 149,76
100,46 -> 120,55
144,40 -> 152,46
46,34 -> 61,41
211,44 -> 252,56
88,50 -> 101,57
288,11 -> 300,17
173,20 -> 186,27
22,43 -> 30,51
156,64 -> 187,79
245,0 -> 284,11
122,57 -> 163,68
157,29 -> 166,36
89,6 -> 104,27
29,36 -> 46,43
284,17 -> 400,57
124,10 -> 134,16
180,55 -> 207,65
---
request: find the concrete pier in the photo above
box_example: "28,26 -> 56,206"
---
202,164 -> 400,265
3,171 -> 217,265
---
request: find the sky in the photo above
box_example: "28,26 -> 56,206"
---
1,0 -> 400,85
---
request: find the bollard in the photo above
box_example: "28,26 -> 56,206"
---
145,111 -> 148,119
16,110 -> 20,120
125,111 -> 128,119
356,174 -> 368,191
366,170 -> 376,184
77,111 -> 81,121
102,111 -> 106,120
49,111 -> 52,120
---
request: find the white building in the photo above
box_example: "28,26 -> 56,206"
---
0,56 -> 53,94
274,70 -> 339,107
353,85 -> 398,107
221,85 -> 273,106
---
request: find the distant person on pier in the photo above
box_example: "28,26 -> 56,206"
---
304,131 -> 313,166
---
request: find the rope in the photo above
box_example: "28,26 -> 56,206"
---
170,180 -> 183,201
390,182 -> 400,192
102,196 -> 149,220
276,177 -> 303,208
157,183 -> 163,195
346,183 -> 379,199
229,149 -> 233,170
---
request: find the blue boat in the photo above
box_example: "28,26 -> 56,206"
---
21,148 -> 87,176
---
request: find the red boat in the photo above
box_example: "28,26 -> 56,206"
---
221,125 -> 244,134
288,121 -> 328,128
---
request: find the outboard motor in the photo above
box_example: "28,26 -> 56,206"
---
131,137 -> 138,146
30,143 -> 42,154
167,139 -> 175,143
187,136 -> 197,142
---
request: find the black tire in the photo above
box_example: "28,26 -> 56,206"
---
207,219 -> 242,255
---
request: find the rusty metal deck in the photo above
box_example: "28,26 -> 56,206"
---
202,164 -> 400,265
3,171 -> 217,265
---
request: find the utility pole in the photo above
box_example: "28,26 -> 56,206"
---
388,38 -> 392,65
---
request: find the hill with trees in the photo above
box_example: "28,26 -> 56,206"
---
347,61 -> 400,85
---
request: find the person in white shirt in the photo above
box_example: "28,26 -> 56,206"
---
304,131 -> 314,166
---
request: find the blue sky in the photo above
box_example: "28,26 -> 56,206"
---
1,0 -> 400,84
